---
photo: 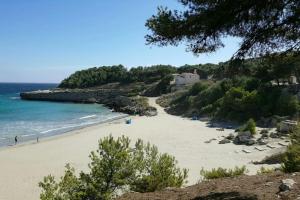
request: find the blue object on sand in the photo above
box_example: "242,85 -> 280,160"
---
126,119 -> 132,124
192,116 -> 198,120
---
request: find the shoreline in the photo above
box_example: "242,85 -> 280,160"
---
0,113 -> 130,151
0,97 -> 286,200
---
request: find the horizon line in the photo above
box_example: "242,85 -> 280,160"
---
0,82 -> 59,84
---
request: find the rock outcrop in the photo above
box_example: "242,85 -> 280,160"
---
20,88 -> 157,116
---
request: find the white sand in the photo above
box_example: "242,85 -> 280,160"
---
0,98 -> 283,200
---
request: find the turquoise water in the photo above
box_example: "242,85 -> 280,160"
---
0,83 -> 124,146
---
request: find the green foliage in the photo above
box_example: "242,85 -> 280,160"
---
146,0 -> 299,58
276,92 -> 299,116
189,82 -> 209,96
282,125 -> 300,173
130,141 -> 188,192
39,135 -> 188,200
242,119 -> 256,135
282,144 -> 300,173
59,65 -> 177,88
217,88 -> 259,121
177,64 -> 218,79
200,166 -> 247,180
168,74 -> 300,122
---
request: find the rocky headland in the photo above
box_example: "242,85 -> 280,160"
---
20,83 -> 157,116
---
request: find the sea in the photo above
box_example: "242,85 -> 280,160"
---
0,83 -> 125,147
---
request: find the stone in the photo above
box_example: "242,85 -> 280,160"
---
278,142 -> 288,147
261,132 -> 269,138
267,144 -> 276,149
257,138 -> 268,145
226,133 -> 235,140
270,132 -> 281,138
279,179 -> 296,192
279,120 -> 298,133
246,139 -> 256,146
234,131 -> 253,145
219,139 -> 231,144
242,149 -> 252,153
255,147 -> 266,151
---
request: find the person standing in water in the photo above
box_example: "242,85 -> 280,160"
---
14,136 -> 18,145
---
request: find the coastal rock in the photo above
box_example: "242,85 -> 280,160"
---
279,179 -> 296,192
20,88 -> 157,117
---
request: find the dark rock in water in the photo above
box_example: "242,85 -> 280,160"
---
219,139 -> 231,144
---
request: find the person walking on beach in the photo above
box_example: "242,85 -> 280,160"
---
14,136 -> 18,145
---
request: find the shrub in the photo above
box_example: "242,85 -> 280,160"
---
282,143 -> 300,173
244,118 -> 256,135
276,92 -> 299,116
281,125 -> 300,173
253,152 -> 285,165
130,142 -> 188,192
39,135 -> 188,200
200,166 -> 247,180
189,82 -> 209,96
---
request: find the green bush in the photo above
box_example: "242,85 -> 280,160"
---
276,92 -> 299,116
189,82 -> 209,96
282,125 -> 300,173
130,142 -> 188,192
200,166 -> 247,180
39,136 -> 188,200
282,144 -> 300,173
244,118 -> 256,135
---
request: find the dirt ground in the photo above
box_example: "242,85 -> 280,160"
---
118,172 -> 300,200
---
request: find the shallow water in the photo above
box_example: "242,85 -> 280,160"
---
0,83 -> 124,146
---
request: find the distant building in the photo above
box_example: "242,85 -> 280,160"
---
174,69 -> 200,86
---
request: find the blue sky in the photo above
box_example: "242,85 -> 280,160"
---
0,0 -> 240,83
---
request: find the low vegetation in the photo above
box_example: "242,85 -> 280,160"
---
282,125 -> 300,173
253,152 -> 286,165
200,166 -> 247,180
257,167 -> 275,175
39,135 -> 188,200
239,119 -> 257,135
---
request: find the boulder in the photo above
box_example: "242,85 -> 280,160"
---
279,179 -> 296,192
246,139 -> 256,146
270,132 -> 281,138
234,131 -> 253,145
219,139 -> 231,144
226,133 -> 235,140
257,138 -> 268,145
279,120 -> 298,134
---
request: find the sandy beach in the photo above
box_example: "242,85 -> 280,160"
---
0,98 -> 285,200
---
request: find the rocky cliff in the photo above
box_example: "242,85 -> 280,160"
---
20,87 -> 157,116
